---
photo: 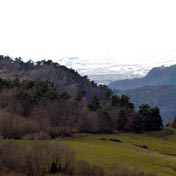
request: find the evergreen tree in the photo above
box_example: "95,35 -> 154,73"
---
88,96 -> 100,111
136,104 -> 163,132
138,104 -> 153,131
102,91 -> 111,106
133,113 -> 144,133
151,107 -> 163,130
111,95 -> 120,106
117,109 -> 127,130
98,110 -> 112,133
75,89 -> 86,102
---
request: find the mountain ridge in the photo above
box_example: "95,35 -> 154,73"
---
111,65 -> 176,123
0,55 -> 109,102
114,85 -> 176,123
109,65 -> 176,90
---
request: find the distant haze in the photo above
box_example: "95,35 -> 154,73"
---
58,55 -> 176,84
1,0 -> 176,82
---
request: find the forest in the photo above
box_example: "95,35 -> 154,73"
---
0,55 -> 163,139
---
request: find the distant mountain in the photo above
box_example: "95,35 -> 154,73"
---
115,85 -> 176,123
88,72 -> 147,85
0,55 -> 109,101
58,57 -> 150,85
111,65 -> 176,123
109,65 -> 176,90
58,56 -> 176,85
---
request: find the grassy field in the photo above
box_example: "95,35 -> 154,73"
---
61,128 -> 176,176
1,128 -> 176,176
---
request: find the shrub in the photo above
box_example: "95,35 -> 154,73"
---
22,131 -> 51,140
0,141 -> 76,176
74,161 -> 105,176
0,142 -> 27,173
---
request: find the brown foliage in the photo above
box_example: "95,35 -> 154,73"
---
0,141 -> 75,176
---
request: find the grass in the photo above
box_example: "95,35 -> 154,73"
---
61,128 -> 176,176
1,128 -> 176,176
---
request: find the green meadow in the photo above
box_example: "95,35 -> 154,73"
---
1,128 -> 176,176
61,128 -> 176,176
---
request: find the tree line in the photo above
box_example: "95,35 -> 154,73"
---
0,78 -> 163,139
0,55 -> 109,102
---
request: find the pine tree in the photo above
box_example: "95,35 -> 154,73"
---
88,96 -> 100,111
117,109 -> 127,130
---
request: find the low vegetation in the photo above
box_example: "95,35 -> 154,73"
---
0,141 -> 75,176
0,140 -> 156,176
166,118 -> 176,129
62,128 -> 176,176
0,129 -> 175,176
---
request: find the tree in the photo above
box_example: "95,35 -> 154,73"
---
111,95 -> 120,106
136,104 -> 163,132
102,91 -> 111,106
75,89 -> 86,102
116,109 -> 127,130
98,110 -> 113,133
151,107 -> 163,130
133,113 -> 144,133
138,104 -> 152,131
88,96 -> 100,111
13,77 -> 20,88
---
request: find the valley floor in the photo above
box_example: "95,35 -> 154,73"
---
0,128 -> 176,176
62,128 -> 176,176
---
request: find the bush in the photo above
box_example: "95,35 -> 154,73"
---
0,142 -> 27,173
0,113 -> 40,139
74,161 -> 105,176
49,142 -> 76,174
0,141 -> 76,176
22,131 -> 51,140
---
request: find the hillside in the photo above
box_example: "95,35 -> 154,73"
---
110,65 -> 176,123
109,65 -> 176,90
62,128 -> 176,176
0,129 -> 176,176
115,85 -> 176,123
0,55 -> 164,140
0,55 -> 109,101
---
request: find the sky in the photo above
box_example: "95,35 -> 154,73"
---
1,0 -> 176,78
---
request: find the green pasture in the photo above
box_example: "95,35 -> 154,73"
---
62,128 -> 176,176
1,128 -> 176,176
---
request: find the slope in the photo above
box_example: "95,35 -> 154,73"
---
0,55 -> 109,101
109,65 -> 176,90
62,129 -> 176,176
115,85 -> 176,123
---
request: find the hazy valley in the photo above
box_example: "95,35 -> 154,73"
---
110,65 -> 176,123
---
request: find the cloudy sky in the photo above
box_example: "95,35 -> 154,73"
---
1,0 -> 176,78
